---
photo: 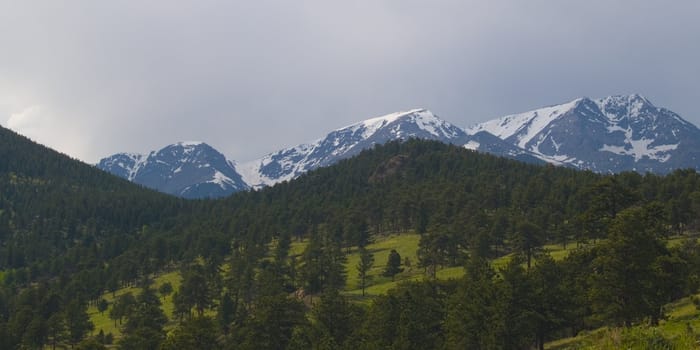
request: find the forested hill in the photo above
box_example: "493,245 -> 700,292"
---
0,125 -> 188,278
3,128 -> 700,349
216,140 -> 603,246
1,125 -> 154,190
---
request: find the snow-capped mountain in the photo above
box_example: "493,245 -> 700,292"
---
463,131 -> 545,166
98,95 -> 700,198
236,108 -> 533,187
237,109 -> 466,187
97,141 -> 248,198
99,109 -> 538,197
468,94 -> 700,173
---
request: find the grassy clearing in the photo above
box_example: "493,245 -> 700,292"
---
84,232 -> 700,347
343,233 -> 473,301
344,233 -> 421,291
88,271 -> 182,339
289,238 -> 308,257
545,291 -> 700,348
667,234 -> 700,248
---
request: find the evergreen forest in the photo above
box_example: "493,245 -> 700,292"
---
3,125 -> 700,349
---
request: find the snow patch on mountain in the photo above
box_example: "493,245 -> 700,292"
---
600,140 -> 679,162
238,109 -> 469,187
468,94 -> 700,173
98,142 -> 248,198
100,94 -> 700,197
464,141 -> 480,150
467,98 -> 582,149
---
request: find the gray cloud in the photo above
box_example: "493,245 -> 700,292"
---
1,1 -> 698,163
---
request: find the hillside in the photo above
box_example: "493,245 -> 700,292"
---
0,126 -> 188,276
3,129 -> 700,349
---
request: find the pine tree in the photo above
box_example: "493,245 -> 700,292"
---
446,257 -> 506,349
384,249 -> 403,281
64,300 -> 94,347
119,288 -> 167,349
357,247 -> 374,296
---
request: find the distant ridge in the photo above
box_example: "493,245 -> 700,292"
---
98,95 -> 700,198
468,94 -> 700,173
98,142 -> 248,198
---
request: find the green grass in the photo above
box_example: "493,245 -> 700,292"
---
545,294 -> 700,349
88,271 -> 182,339
544,243 -> 579,261
289,239 -> 308,257
83,232 -> 700,347
82,234 -> 698,339
342,233 -> 472,301
667,234 -> 700,248
344,233 -> 421,291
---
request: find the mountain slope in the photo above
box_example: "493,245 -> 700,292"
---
237,109 -> 540,187
0,124 -> 181,270
97,95 -> 700,196
98,141 -> 248,198
462,131 -> 545,165
237,109 -> 467,187
99,109 -> 542,196
468,94 -> 700,173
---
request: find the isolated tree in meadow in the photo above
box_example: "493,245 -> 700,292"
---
158,282 -> 173,300
357,247 -> 374,296
384,249 -> 403,281
97,299 -> 109,316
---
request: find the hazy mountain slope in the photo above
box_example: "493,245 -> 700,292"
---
98,142 -> 248,198
468,94 -> 700,173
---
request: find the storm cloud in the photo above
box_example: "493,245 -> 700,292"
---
1,1 -> 698,163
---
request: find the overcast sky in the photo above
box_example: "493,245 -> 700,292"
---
1,1 -> 698,163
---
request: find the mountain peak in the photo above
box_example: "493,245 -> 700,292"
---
98,141 -> 248,198
169,141 -> 207,148
596,93 -> 653,107
238,108 -> 467,187
469,94 -> 700,173
351,108 -> 460,139
592,94 -> 656,123
98,95 -> 700,198
356,108 -> 427,126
